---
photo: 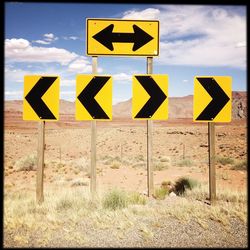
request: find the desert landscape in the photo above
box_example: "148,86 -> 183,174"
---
3,91 -> 247,247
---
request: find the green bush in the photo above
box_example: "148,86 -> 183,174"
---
231,160 -> 247,170
14,154 -> 37,171
161,180 -> 173,192
153,161 -> 170,171
154,187 -> 169,200
160,156 -> 171,163
102,189 -> 128,210
110,161 -> 120,169
215,156 -> 234,165
56,197 -> 73,211
174,177 -> 199,196
128,192 -> 147,205
177,159 -> 192,167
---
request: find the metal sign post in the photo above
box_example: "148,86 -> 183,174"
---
147,57 -> 154,197
36,120 -> 45,204
208,122 -> 216,205
90,56 -> 98,196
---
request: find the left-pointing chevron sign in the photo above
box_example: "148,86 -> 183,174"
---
23,76 -> 59,120
132,75 -> 168,120
76,75 -> 112,120
193,76 -> 232,122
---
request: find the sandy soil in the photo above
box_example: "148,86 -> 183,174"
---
4,115 -> 247,195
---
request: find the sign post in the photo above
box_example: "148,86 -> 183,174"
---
193,76 -> 232,205
147,57 -> 154,197
208,122 -> 216,205
91,56 -> 98,196
37,120 -> 45,204
23,75 -> 59,203
132,72 -> 168,196
86,18 -> 160,197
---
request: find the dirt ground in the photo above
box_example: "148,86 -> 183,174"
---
4,116 -> 247,195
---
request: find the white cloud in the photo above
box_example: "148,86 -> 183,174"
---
235,41 -> 246,48
63,36 -> 79,40
44,33 -> 58,42
5,38 -> 30,49
33,33 -> 58,45
33,40 -> 50,45
5,90 -> 23,96
122,8 -> 160,20
182,79 -> 189,83
5,66 -> 32,83
44,33 -> 54,39
5,38 -> 78,65
113,73 -> 132,82
4,66 -> 78,100
122,6 -> 246,69
69,36 -> 78,40
60,91 -> 75,101
61,79 -> 75,87
67,57 -> 103,73
5,90 -> 23,100
60,91 -> 75,95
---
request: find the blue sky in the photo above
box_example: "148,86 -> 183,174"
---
5,3 -> 246,104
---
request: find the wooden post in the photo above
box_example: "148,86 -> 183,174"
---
90,56 -> 97,195
120,141 -> 123,163
208,122 -> 216,205
36,121 -> 45,204
183,143 -> 185,160
147,57 -> 154,197
59,146 -> 61,165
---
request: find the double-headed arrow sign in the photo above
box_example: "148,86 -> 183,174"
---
193,76 -> 232,122
132,75 -> 168,120
76,75 -> 112,120
87,19 -> 159,56
93,24 -> 153,52
23,76 -> 59,120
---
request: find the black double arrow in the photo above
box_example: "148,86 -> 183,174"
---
93,24 -> 153,51
196,77 -> 230,121
77,76 -> 111,119
25,76 -> 57,119
134,76 -> 167,119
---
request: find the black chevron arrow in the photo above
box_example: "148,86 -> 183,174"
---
93,24 -> 153,51
25,76 -> 57,119
196,77 -> 230,121
135,76 -> 167,118
77,76 -> 110,119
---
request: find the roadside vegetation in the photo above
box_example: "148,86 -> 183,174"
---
4,177 -> 247,247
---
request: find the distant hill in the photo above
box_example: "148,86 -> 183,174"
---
113,92 -> 247,119
4,91 -> 247,119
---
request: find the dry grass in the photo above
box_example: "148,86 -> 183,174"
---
176,158 -> 193,167
14,154 -> 37,171
4,182 -> 247,247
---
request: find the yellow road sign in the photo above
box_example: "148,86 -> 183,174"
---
132,75 -> 168,120
76,75 -> 112,120
193,76 -> 232,122
87,19 -> 159,56
23,75 -> 59,120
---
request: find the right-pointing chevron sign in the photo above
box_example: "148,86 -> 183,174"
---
193,76 -> 232,122
132,74 -> 168,120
